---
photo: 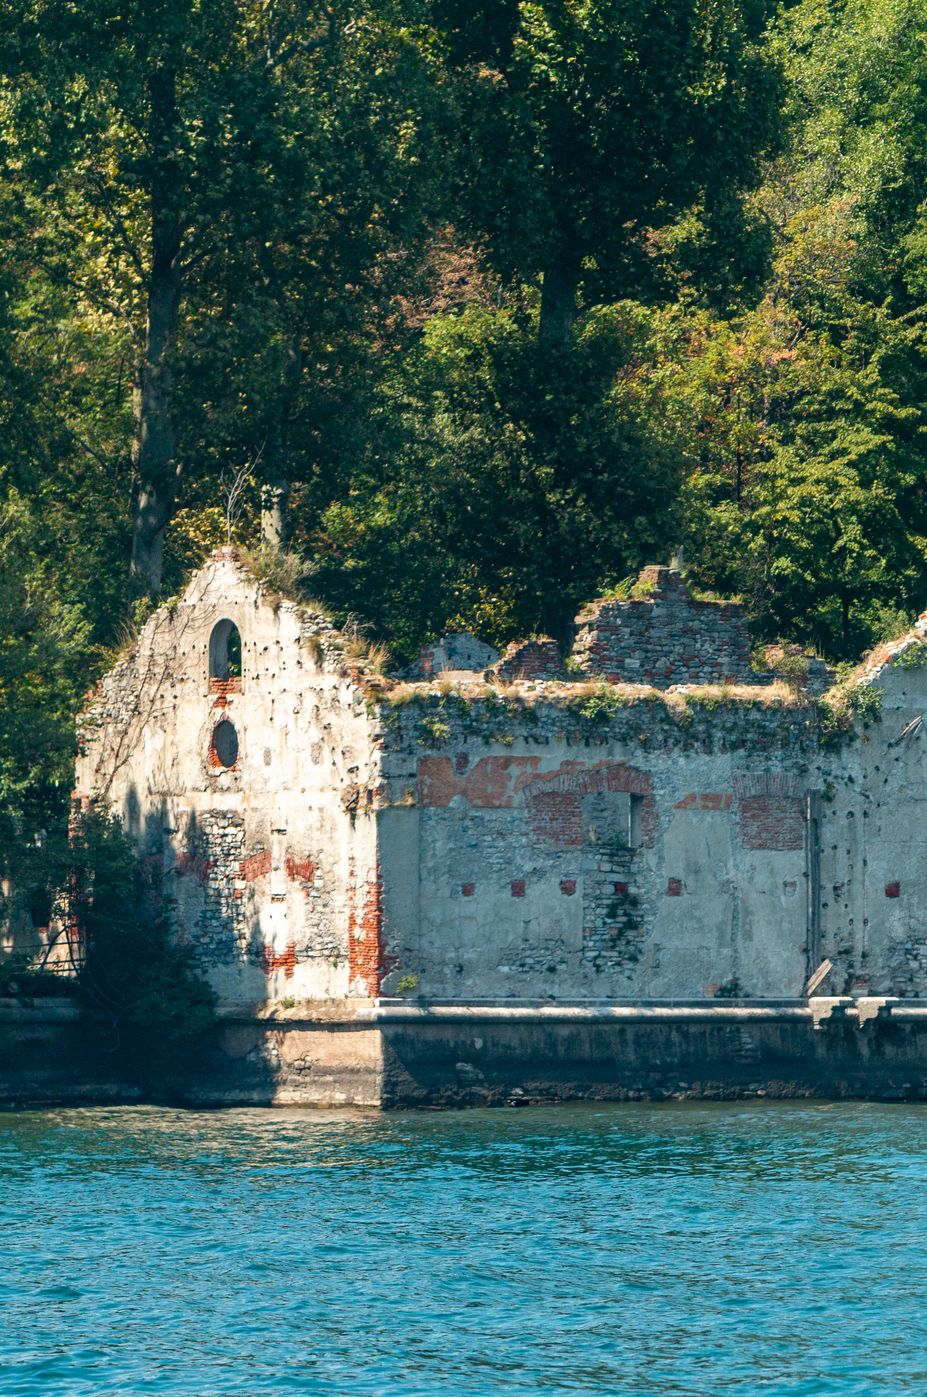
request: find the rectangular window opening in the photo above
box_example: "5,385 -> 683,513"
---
628,793 -> 643,850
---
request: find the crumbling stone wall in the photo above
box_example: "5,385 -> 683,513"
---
71,550 -> 927,1014
76,552 -> 384,1008
572,567 -> 760,688
491,637 -> 567,682
814,628 -> 927,997
376,689 -> 820,1002
405,632 -> 499,678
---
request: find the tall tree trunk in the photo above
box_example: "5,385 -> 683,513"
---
259,337 -> 301,549
260,427 -> 290,548
538,244 -> 580,350
129,66 -> 183,597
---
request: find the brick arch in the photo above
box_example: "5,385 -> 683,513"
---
522,762 -> 657,848
732,771 -> 805,800
732,771 -> 807,851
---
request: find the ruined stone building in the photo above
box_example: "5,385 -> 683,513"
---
60,548 -> 927,1104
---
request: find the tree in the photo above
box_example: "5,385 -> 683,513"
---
642,0 -> 927,658
0,494 -> 92,882
309,302 -> 681,655
439,0 -> 782,347
654,199 -> 927,657
0,0 -> 441,594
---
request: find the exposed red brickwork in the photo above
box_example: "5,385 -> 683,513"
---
674,792 -> 733,812
176,851 -> 213,884
492,637 -> 567,682
572,568 -> 758,689
261,940 -> 297,978
285,854 -> 316,883
560,879 -> 577,896
667,878 -> 683,896
528,789 -> 585,845
209,676 -> 241,696
738,795 -> 805,851
239,849 -> 272,881
523,762 -> 658,848
419,754 -> 539,807
886,882 -> 901,898
348,858 -> 392,996
511,879 -> 526,897
419,755 -> 659,848
731,774 -> 807,851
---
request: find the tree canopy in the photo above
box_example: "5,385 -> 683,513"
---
3,0 -> 927,883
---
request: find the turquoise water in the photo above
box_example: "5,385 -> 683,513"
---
1,1102 -> 924,1395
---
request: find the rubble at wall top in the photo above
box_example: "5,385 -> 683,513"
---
149,549 -> 860,708
387,565 -> 833,701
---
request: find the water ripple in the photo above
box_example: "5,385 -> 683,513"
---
1,1101 -> 925,1394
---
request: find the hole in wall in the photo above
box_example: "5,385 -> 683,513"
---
210,719 -> 239,769
209,619 -> 242,684
28,887 -> 52,929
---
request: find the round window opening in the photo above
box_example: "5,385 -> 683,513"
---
210,719 -> 239,769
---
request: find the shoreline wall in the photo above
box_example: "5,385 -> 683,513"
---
8,997 -> 927,1109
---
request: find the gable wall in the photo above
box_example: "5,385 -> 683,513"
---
76,557 -> 383,1008
816,655 -> 927,996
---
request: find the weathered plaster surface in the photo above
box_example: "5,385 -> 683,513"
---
76,554 -> 383,1007
377,696 -> 818,1001
67,552 -> 927,1039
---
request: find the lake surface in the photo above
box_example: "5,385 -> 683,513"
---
0,1101 -> 924,1395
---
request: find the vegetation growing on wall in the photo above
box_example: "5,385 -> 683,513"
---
69,811 -> 217,1063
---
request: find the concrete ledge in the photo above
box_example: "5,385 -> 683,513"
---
374,1003 -> 814,1024
9,997 -> 927,1108
0,998 -> 81,1022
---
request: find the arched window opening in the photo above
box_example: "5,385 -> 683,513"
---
209,619 -> 242,690
209,719 -> 239,770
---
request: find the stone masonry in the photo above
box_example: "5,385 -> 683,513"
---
572,566 -> 759,688
62,549 -> 927,1029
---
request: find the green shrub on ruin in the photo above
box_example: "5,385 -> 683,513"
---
69,810 -> 217,1066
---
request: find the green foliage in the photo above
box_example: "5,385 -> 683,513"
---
0,494 -> 94,852
896,642 -> 927,670
310,304 -> 683,657
417,714 -> 451,745
687,687 -> 735,712
70,810 -> 217,1063
651,0 -> 927,661
239,544 -> 315,602
567,683 -> 631,724
444,0 -> 782,322
818,679 -> 883,744
601,575 -> 659,602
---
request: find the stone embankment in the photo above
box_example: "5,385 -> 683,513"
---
7,996 -> 927,1109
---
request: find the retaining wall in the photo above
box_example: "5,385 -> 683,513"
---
7,998 -> 927,1109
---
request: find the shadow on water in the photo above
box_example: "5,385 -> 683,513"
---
2,1100 -> 926,1395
